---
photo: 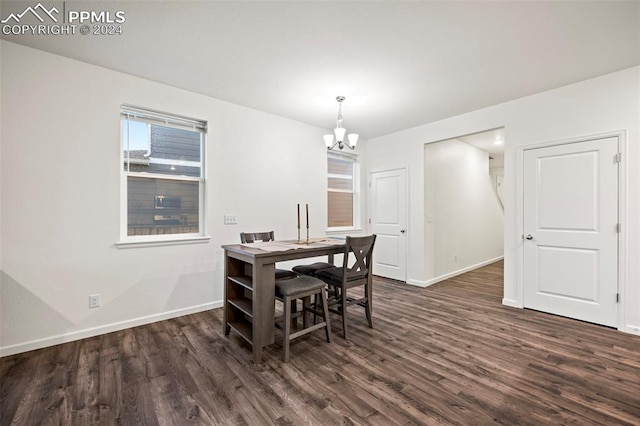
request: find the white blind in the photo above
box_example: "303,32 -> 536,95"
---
327,152 -> 356,228
121,104 -> 207,132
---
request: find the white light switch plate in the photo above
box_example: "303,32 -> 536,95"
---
224,214 -> 238,225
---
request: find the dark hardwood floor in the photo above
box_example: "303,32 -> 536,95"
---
2,261 -> 640,425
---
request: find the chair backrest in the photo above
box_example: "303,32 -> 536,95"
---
342,235 -> 376,283
240,231 -> 275,244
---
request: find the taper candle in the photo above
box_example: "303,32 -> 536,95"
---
306,204 -> 309,228
297,203 -> 300,229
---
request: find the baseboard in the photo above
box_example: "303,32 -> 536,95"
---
502,298 -> 521,308
424,256 -> 504,287
620,324 -> 640,336
0,301 -> 222,358
406,278 -> 429,288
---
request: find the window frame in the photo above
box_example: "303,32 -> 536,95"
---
117,105 -> 209,247
326,151 -> 361,233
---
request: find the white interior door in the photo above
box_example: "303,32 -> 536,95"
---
523,137 -> 619,327
369,168 -> 407,281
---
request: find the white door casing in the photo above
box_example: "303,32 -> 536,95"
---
523,137 -> 619,327
369,168 -> 408,281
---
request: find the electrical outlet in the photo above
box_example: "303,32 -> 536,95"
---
89,294 -> 101,309
224,214 -> 238,225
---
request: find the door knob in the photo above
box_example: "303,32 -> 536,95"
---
524,234 -> 533,240
400,229 -> 406,233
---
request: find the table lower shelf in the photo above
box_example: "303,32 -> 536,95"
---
227,321 -> 252,345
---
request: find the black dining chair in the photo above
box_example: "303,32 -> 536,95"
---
315,235 -> 376,339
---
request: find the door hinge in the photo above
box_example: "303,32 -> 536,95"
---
615,153 -> 622,163
616,293 -> 620,303
616,223 -> 621,233
368,218 -> 371,224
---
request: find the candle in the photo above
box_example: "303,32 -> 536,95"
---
306,204 -> 309,228
297,204 -> 300,229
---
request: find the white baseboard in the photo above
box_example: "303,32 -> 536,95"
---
502,298 -> 521,308
406,278 -> 429,288
0,301 -> 222,358
423,256 -> 504,287
620,324 -> 640,336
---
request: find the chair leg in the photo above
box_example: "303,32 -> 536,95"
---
313,293 -> 318,324
302,296 -> 311,328
283,295 -> 292,362
321,289 -> 332,343
365,283 -> 373,328
341,286 -> 348,339
290,299 -> 298,328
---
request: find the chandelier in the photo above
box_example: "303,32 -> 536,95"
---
324,96 -> 358,150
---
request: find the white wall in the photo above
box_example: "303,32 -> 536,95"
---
424,139 -> 503,284
0,41 -> 367,356
367,66 -> 640,335
0,40 -> 3,275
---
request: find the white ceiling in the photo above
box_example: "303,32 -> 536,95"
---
2,1 -> 638,139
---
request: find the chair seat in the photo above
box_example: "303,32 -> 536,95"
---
276,275 -> 326,298
315,266 -> 343,285
292,262 -> 335,277
275,268 -> 297,280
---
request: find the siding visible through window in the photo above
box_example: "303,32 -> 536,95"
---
121,105 -> 206,240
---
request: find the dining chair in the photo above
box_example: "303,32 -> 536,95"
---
315,235 -> 377,339
275,275 -> 332,362
240,231 -> 297,280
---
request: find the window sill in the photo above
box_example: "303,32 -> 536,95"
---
116,235 -> 210,249
326,227 -> 362,235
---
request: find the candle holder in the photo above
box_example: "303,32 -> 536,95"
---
295,203 -> 312,244
305,203 -> 309,243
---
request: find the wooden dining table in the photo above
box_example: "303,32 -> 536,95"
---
221,239 -> 346,363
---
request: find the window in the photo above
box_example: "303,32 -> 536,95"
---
327,152 -> 358,229
121,106 -> 206,242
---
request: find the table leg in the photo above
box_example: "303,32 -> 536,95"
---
223,252 -> 231,336
252,260 -> 275,364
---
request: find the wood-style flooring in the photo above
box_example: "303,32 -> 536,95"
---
2,261 -> 640,425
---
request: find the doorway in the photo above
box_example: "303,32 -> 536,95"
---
424,129 -> 505,285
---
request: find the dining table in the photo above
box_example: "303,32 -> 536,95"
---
221,238 -> 346,363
